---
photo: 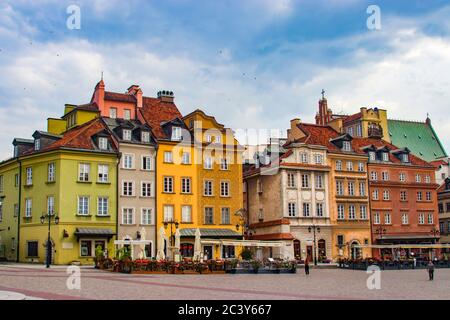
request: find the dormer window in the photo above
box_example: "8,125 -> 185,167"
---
369,151 -> 376,161
141,131 -> 150,143
382,152 -> 389,162
172,127 -> 182,141
123,129 -> 132,141
34,139 -> 40,151
98,137 -> 108,150
401,153 -> 409,163
342,141 -> 351,152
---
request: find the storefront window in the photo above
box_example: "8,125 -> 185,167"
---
80,240 -> 92,257
180,243 -> 194,257
222,245 -> 235,259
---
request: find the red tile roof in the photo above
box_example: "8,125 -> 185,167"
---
104,91 -> 136,103
139,97 -> 182,139
430,159 -> 448,168
342,112 -> 362,124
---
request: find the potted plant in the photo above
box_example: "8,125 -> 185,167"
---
117,247 -> 132,273
251,260 -> 262,274
94,245 -> 104,269
240,248 -> 254,261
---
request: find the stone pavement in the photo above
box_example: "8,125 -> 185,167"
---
0,263 -> 449,300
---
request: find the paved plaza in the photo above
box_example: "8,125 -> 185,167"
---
0,263 -> 449,300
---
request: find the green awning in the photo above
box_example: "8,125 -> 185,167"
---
74,228 -> 115,240
180,228 -> 241,238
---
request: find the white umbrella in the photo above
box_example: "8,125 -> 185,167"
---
139,227 -> 147,259
156,226 -> 166,260
193,228 -> 202,262
175,229 -> 181,252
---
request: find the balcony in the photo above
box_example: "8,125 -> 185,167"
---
368,125 -> 383,138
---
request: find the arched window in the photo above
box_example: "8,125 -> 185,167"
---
293,240 -> 301,259
318,239 -> 326,261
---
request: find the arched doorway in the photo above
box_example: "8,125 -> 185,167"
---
318,239 -> 326,261
350,241 -> 361,260
293,240 -> 301,259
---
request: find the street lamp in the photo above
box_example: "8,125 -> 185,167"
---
308,225 -> 320,266
164,220 -> 179,260
40,212 -> 59,268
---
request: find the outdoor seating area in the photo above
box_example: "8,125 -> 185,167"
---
338,258 -> 450,270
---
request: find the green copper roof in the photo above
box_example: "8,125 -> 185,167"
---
388,119 -> 447,162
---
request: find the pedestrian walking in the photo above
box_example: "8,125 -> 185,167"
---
427,260 -> 435,281
304,259 -> 310,275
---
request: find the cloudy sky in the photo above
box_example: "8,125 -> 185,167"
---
0,0 -> 449,158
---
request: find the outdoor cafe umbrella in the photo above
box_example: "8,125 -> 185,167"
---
139,227 -> 147,259
193,228 -> 202,261
156,226 -> 166,260
175,228 -> 181,254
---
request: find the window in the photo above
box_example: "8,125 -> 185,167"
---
316,203 -> 324,217
142,156 -> 153,171
417,192 -> 423,201
358,162 -> 365,172
14,174 -> 19,187
348,181 -> 355,196
399,173 -> 406,182
206,135 -> 212,143
315,174 -> 324,189
220,181 -> 230,197
141,182 -> 152,197
122,208 -> 134,225
204,157 -> 213,169
123,129 -> 132,141
418,213 -> 425,225
287,173 -> 296,188
337,235 -> 345,247
338,205 -> 345,220
26,167 -> 33,185
428,213 -> 434,224
163,177 -> 173,193
400,191 -> 408,201
97,197 -> 108,216
164,151 -> 173,163
47,196 -> 55,215
124,109 -> 131,120
314,154 -> 323,164
347,127 -> 354,136
122,181 -> 134,196
384,213 -> 391,225
141,131 -> 150,143
369,151 -> 376,161
336,160 -> 342,171
181,206 -> 192,223
416,174 -> 421,183
98,137 -> 108,150
401,154 -> 409,163
359,182 -> 366,196
47,163 -> 55,182
182,152 -> 191,165
383,190 -> 390,201
301,174 -> 310,188
373,212 -> 380,225
301,153 -> 309,164
348,205 -> 356,220
123,154 -> 134,169
360,205 -> 367,220
27,241 -> 38,257
370,171 -> 378,181
336,181 -> 344,196
0,175 -> 3,192
204,180 -> 213,196
438,203 -> 444,213
80,240 -> 92,257
426,192 -> 432,201
25,199 -> 32,217
109,108 -> 117,119
372,189 -> 379,200
171,127 -> 182,141
216,135 -> 221,143
163,205 -> 174,222
425,175 -> 431,184
382,152 -> 389,162
204,207 -> 214,224
288,203 -> 296,217
98,164 -> 109,183
302,203 -> 311,217
77,196 -> 89,215
141,208 -> 153,225
356,124 -> 362,137
221,207 -> 230,224
181,177 -> 191,194
401,213 -> 409,225
220,158 -> 229,170
78,163 -> 90,182
34,139 -> 40,151
382,172 -> 389,181
342,141 -> 351,152
346,161 -> 353,171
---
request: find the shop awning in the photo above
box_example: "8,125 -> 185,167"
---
114,240 -> 152,245
200,239 -> 286,248
180,228 -> 241,238
354,244 -> 450,249
74,228 -> 115,240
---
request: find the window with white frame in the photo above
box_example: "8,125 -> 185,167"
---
315,174 -> 324,189
123,129 -> 132,141
360,205 -> 367,220
109,108 -> 117,119
122,208 -> 134,225
77,196 -> 89,215
181,177 -> 191,194
370,171 -> 378,181
382,171 -> 389,181
204,207 -> 214,224
164,151 -> 173,163
141,208 -> 153,225
349,205 -> 356,220
204,180 -> 213,196
204,156 -> 213,169
47,196 -> 54,215
417,191 -> 423,201
34,139 -> 40,151
336,181 -> 344,196
288,203 -> 296,217
215,135 -> 221,143
336,160 -> 342,171
348,181 -> 355,196
78,164 -> 90,182
206,135 -> 212,143
373,212 -> 380,225
142,156 -> 153,171
316,203 -> 324,217
342,141 -> 351,152
384,213 -> 391,225
98,137 -> 108,150
163,177 -> 173,193
401,212 -> 409,225
314,154 -> 323,165
426,191 -> 432,201
181,206 -> 192,223
302,203 -> 311,217
221,207 -> 230,224
425,175 -> 431,183
359,182 -> 366,196
163,205 -> 174,222
301,153 -> 309,164
428,213 -> 434,224
400,191 -> 408,201
369,151 -> 376,161
383,190 -> 390,201
122,181 -> 134,196
401,153 -> 409,163
220,181 -> 230,197
338,205 -> 345,220
399,172 -> 406,182
347,161 -> 353,171
141,182 -> 152,197
220,158 -> 229,170
97,197 -> 108,216
287,172 -> 296,188
382,152 -> 389,162
182,152 -> 191,165
171,127 -> 182,141
26,167 -> 33,185
47,163 -> 55,182
358,162 -> 365,172
347,127 -> 354,136
123,154 -> 134,169
124,109 -> 131,120
301,174 -> 310,188
418,213 -> 425,225
356,124 -> 362,137
25,199 -> 32,217
98,164 -> 109,183
372,189 -> 379,200
141,131 -> 150,143
415,174 -> 421,183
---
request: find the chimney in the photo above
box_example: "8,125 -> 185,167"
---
290,118 -> 301,131
127,85 -> 143,109
157,90 -> 175,103
92,79 -> 105,111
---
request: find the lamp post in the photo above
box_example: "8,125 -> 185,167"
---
431,227 -> 440,260
40,212 -> 59,268
375,227 -> 387,260
308,225 -> 320,266
164,219 -> 179,260
234,208 -> 247,240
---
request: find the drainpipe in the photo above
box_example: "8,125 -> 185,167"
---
16,159 -> 22,263
115,153 -> 122,255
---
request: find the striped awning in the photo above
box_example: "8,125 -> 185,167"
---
74,228 -> 115,240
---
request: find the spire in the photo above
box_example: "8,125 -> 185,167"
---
321,89 -> 326,100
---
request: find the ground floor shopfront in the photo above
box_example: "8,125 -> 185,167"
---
371,235 -> 441,260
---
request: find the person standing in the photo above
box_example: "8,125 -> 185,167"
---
427,260 -> 435,281
304,258 -> 310,275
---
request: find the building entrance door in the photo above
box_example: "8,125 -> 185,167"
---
203,245 -> 213,260
293,240 -> 301,259
306,246 -> 313,262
